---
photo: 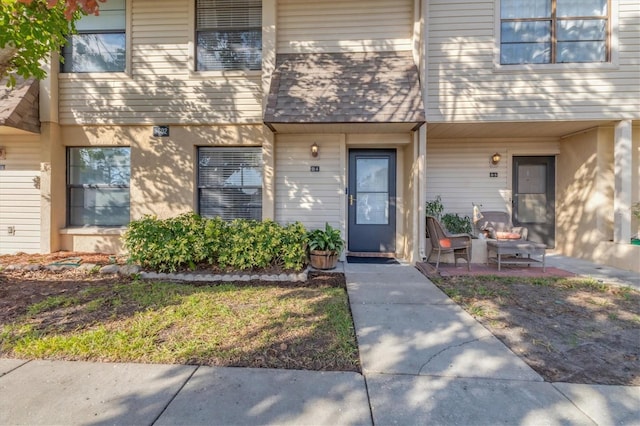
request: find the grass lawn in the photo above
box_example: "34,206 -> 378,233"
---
0,274 -> 359,371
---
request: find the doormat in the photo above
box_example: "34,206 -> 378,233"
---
346,256 -> 399,265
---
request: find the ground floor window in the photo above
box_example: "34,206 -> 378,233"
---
198,147 -> 262,220
67,147 -> 130,226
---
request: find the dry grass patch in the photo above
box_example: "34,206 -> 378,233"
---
432,275 -> 640,385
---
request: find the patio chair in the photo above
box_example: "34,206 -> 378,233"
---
426,215 -> 472,271
474,211 -> 528,241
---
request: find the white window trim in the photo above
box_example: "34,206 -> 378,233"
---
60,0 -> 132,78
493,0 -> 619,73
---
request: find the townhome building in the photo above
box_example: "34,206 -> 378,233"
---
1,0 -> 638,272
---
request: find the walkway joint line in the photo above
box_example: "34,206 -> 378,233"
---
150,366 -> 200,425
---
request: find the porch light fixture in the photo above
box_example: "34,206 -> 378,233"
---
0,147 -> 6,160
490,152 -> 501,166
311,143 -> 319,158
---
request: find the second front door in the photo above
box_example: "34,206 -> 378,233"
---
348,149 -> 396,253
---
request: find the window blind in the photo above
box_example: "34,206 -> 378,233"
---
198,147 -> 262,221
197,0 -> 261,29
196,0 -> 262,71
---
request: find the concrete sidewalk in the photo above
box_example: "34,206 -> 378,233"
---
344,262 -> 640,426
1,260 -> 638,425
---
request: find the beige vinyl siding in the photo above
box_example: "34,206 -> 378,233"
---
0,171 -> 41,254
426,139 -> 560,216
427,0 -> 640,122
275,134 -> 344,233
346,133 -> 412,146
278,0 -> 414,53
0,135 -> 41,170
58,0 -> 262,125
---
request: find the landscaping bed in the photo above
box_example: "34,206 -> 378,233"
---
0,253 -> 358,372
432,275 -> 640,385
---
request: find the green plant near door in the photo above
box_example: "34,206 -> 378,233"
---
425,195 -> 444,221
307,223 -> 345,270
441,213 -> 473,235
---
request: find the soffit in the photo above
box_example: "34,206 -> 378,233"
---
427,121 -> 616,140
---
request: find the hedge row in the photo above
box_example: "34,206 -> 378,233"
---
123,213 -> 307,272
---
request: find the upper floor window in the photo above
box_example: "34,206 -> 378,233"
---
61,0 -> 126,72
500,0 -> 609,65
196,0 -> 262,71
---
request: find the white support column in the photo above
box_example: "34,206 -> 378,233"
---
418,125 -> 427,260
614,120 -> 632,243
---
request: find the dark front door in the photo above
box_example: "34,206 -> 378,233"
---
513,156 -> 556,248
348,149 -> 396,253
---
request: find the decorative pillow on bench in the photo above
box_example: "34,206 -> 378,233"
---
495,231 -> 522,240
483,225 -> 522,240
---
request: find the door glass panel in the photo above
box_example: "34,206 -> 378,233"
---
517,164 -> 546,223
356,158 -> 389,225
356,158 -> 388,191
357,193 -> 388,225
518,194 -> 547,223
518,165 -> 546,193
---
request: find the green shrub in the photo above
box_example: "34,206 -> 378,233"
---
441,213 -> 472,235
123,214 -> 307,272
123,212 -> 207,272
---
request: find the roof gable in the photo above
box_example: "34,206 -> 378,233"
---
265,52 -> 425,129
0,78 -> 40,134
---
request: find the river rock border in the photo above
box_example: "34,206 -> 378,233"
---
1,262 -> 308,282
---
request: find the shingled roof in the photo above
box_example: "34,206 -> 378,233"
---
0,77 -> 40,134
264,51 -> 425,130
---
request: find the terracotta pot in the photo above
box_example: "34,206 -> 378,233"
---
309,250 -> 339,270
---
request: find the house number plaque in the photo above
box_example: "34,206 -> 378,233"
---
153,126 -> 170,137
310,166 -> 320,172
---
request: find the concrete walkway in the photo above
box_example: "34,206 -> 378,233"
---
344,262 -> 640,426
1,260 -> 639,425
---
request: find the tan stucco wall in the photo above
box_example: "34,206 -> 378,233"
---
557,124 -> 640,273
401,136 -> 417,262
61,124 -> 266,220
40,123 -> 65,253
557,128 -> 612,253
60,231 -> 125,254
55,124 -> 268,253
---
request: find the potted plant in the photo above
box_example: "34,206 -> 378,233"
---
307,223 -> 345,270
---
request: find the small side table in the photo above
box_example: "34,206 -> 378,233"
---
486,240 -> 546,272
